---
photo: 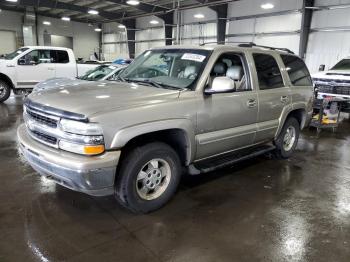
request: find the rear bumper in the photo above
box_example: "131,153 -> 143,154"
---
17,124 -> 120,196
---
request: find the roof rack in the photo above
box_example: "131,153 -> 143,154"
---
238,43 -> 295,54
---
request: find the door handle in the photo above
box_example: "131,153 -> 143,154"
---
247,99 -> 257,108
281,95 -> 289,103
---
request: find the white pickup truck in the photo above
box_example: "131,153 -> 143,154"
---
0,46 -> 98,103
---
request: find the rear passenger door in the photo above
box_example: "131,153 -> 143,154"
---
252,53 -> 292,142
52,50 -> 76,78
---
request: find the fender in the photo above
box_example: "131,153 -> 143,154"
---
0,73 -> 15,89
110,119 -> 196,164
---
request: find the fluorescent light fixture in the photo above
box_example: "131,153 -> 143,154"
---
94,28 -> 102,32
23,27 -> 28,31
6,0 -> 18,2
118,24 -> 126,29
194,13 -> 205,19
261,3 -> 274,9
61,16 -> 70,21
43,21 -> 51,25
126,0 -> 140,6
88,9 -> 99,15
149,20 -> 159,25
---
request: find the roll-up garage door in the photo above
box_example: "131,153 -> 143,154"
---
0,31 -> 16,55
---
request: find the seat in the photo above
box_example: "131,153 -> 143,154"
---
226,66 -> 246,91
178,65 -> 197,79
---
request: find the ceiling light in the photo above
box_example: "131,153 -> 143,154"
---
118,24 -> 126,29
94,28 -> 102,32
61,17 -> 70,21
43,21 -> 51,25
261,3 -> 274,9
6,0 -> 18,2
88,9 -> 99,15
149,20 -> 159,25
126,0 -> 140,6
194,13 -> 205,19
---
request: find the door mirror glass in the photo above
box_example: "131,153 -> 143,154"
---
205,76 -> 236,95
318,64 -> 325,72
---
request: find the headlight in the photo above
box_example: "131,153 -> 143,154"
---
60,119 -> 103,135
58,119 -> 105,155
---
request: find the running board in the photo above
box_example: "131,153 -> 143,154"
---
188,144 -> 275,174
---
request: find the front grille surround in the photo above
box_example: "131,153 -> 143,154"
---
26,107 -> 59,128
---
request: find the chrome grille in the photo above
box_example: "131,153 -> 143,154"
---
30,130 -> 57,145
26,107 -> 58,128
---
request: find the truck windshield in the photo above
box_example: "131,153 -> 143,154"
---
78,65 -> 117,81
331,59 -> 350,70
118,49 -> 211,90
4,48 -> 29,60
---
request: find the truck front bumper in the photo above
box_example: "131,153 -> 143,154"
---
17,124 -> 120,196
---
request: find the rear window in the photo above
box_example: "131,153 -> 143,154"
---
56,51 -> 70,63
253,53 -> 284,90
281,55 -> 312,86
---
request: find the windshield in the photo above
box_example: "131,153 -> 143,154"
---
118,49 -> 211,90
4,48 -> 29,60
331,59 -> 350,70
78,65 -> 117,81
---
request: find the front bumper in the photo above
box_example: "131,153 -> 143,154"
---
17,124 -> 120,196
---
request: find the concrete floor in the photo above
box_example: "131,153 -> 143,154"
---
1,96 -> 350,262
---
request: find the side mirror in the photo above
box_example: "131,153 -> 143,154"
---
318,64 -> 325,72
18,58 -> 26,65
18,58 -> 38,66
205,76 -> 236,95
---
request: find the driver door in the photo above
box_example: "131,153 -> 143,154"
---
195,52 -> 258,160
16,49 -> 56,89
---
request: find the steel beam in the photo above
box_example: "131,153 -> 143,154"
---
299,0 -> 314,59
124,19 -> 136,58
210,3 -> 228,44
157,12 -> 174,45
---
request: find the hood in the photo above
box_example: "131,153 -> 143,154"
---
312,70 -> 350,81
33,77 -> 83,92
28,81 -> 180,117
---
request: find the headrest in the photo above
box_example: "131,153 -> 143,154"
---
226,66 -> 243,81
213,62 -> 227,75
183,65 -> 197,78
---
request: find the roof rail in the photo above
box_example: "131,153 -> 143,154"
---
238,43 -> 295,54
199,41 -> 255,46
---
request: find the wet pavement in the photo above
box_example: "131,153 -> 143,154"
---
0,96 -> 350,262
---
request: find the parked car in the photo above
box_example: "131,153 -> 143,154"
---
18,44 -> 314,213
32,64 -> 127,93
0,46 -> 99,103
312,57 -> 350,111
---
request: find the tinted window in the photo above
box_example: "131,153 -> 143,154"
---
331,59 -> 350,70
20,50 -> 53,65
253,53 -> 284,90
56,51 -> 69,63
281,55 -> 312,86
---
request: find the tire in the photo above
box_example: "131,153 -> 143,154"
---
115,142 -> 182,214
273,117 -> 300,159
0,80 -> 11,103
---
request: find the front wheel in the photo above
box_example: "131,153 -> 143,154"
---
0,80 -> 11,103
274,117 -> 300,159
115,142 -> 182,213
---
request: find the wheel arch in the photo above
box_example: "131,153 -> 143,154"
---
276,107 -> 306,138
111,120 -> 196,166
0,73 -> 15,89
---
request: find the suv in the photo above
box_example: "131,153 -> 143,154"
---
18,44 -> 314,213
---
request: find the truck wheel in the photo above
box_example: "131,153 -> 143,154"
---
274,117 -> 300,159
0,80 -> 11,103
115,142 -> 182,213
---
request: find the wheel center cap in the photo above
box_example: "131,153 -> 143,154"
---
145,168 -> 162,189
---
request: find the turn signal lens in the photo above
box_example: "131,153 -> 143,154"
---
83,145 -> 105,155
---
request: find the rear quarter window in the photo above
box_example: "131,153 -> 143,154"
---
281,55 -> 312,86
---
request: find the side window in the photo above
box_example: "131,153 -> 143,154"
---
38,50 -> 52,63
56,51 -> 70,63
253,53 -> 284,90
210,53 -> 251,91
20,50 -> 40,65
281,55 -> 312,86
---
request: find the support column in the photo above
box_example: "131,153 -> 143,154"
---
158,13 -> 174,45
125,19 -> 136,59
299,0 -> 314,59
210,4 -> 228,44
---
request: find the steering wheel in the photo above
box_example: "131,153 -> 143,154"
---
186,73 -> 197,79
